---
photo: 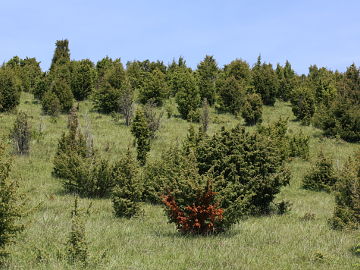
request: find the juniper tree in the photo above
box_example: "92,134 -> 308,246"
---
0,67 -> 21,112
330,154 -> 360,230
112,148 -> 142,218
138,68 -> 168,106
131,109 -> 151,166
70,59 -> 97,101
174,70 -> 201,120
50,39 -> 70,71
10,112 -> 31,155
200,98 -> 210,133
196,55 -> 218,105
216,76 -> 245,115
67,197 -> 88,264
241,93 -> 263,126
0,142 -> 25,260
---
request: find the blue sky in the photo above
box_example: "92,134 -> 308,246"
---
1,0 -> 359,74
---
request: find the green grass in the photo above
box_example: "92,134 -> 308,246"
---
1,92 -> 359,269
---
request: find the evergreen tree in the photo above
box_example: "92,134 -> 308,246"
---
70,59 -> 97,101
330,154 -> 360,230
252,57 -> 279,106
50,39 -> 70,71
174,70 -> 201,120
0,142 -> 25,260
241,93 -> 263,125
10,112 -> 31,155
131,109 -> 151,165
223,59 -> 252,84
216,76 -> 245,115
112,148 -> 142,218
67,197 -> 88,264
276,61 -> 296,101
41,90 -> 61,116
290,86 -> 316,125
196,55 -> 218,105
138,68 -> 169,106
0,67 -> 21,112
49,79 -> 74,113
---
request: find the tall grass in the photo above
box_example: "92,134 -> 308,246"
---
0,92 -> 359,269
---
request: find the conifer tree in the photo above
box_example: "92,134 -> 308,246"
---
217,76 -> 245,115
330,153 -> 360,230
241,93 -> 263,125
10,112 -> 31,155
196,55 -> 218,105
67,197 -> 88,264
70,59 -> 97,101
131,109 -> 151,166
290,86 -> 316,125
0,142 -> 24,260
0,67 -> 21,112
112,148 -> 142,218
174,70 -> 201,120
50,39 -> 70,71
138,68 -> 168,106
252,57 -> 279,106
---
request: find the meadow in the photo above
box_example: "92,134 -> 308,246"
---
1,92 -> 359,270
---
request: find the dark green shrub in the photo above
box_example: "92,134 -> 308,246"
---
112,149 -> 142,218
216,76 -> 245,115
330,154 -> 360,230
0,67 -> 21,112
92,82 -> 122,113
174,70 -> 201,119
200,98 -> 210,132
241,93 -> 263,126
288,131 -> 309,160
70,59 -> 97,101
49,79 -> 74,113
67,197 -> 88,265
0,142 -> 25,260
143,101 -> 163,138
41,90 -> 61,116
252,58 -> 278,106
53,108 -> 114,197
138,68 -> 168,106
10,112 -> 31,155
290,86 -> 315,125
196,55 -> 218,105
131,109 -> 151,166
303,152 -> 337,192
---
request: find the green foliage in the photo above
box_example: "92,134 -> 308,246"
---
92,82 -> 122,113
41,90 -> 61,116
241,93 -> 263,126
53,108 -> 115,197
0,67 -> 21,112
131,109 -> 151,166
276,61 -> 296,101
19,57 -> 42,93
138,68 -> 168,106
200,98 -> 210,132
174,70 -> 201,120
196,55 -> 218,105
70,59 -> 97,101
290,86 -> 315,125
10,111 -> 31,155
48,79 -> 74,113
223,59 -> 252,84
33,73 -> 49,100
287,131 -> 310,160
112,149 -> 142,218
50,39 -> 70,71
330,154 -> 360,230
303,152 -> 337,192
252,57 -> 278,106
216,76 -> 245,115
0,142 -> 24,260
67,197 -> 88,265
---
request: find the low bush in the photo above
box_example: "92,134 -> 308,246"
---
330,153 -> 360,230
10,111 -> 31,155
112,149 -> 142,218
303,152 -> 337,192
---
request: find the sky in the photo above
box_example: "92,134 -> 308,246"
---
1,0 -> 359,74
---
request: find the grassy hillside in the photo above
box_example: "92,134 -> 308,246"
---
0,92 -> 359,269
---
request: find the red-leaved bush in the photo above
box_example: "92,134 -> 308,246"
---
162,188 -> 224,235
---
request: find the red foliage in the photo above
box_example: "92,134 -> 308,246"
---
162,188 -> 224,235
